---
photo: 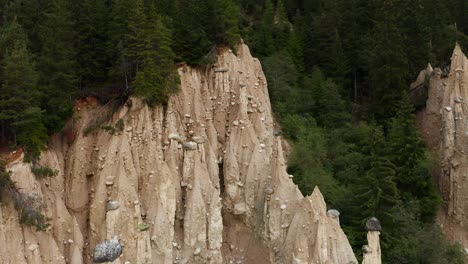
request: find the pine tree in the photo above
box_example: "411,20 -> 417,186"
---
134,9 -> 179,105
356,156 -> 399,221
172,0 -> 212,64
287,16 -> 305,72
396,0 -> 432,75
254,0 -> 275,56
0,20 -> 46,160
326,29 -> 349,86
368,3 -> 409,121
37,0 -> 77,132
107,0 -> 145,89
272,0 -> 290,50
386,93 -> 441,220
212,0 -> 240,47
387,93 -> 425,187
74,0 -> 110,86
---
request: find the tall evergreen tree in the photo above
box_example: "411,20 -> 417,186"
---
134,8 -> 179,105
272,0 -> 290,50
212,0 -> 240,47
387,93 -> 440,220
172,0 -> 212,64
74,0 -> 110,86
0,20 -> 46,160
368,3 -> 409,121
37,0 -> 77,132
254,0 -> 275,56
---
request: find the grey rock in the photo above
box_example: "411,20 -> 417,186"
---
274,130 -> 283,137
263,186 -> 274,195
192,136 -> 205,144
93,238 -> 122,263
365,217 -> 382,231
362,245 -> 372,254
183,141 -> 197,151
106,201 -> 120,211
327,209 -> 340,219
169,133 -> 186,143
214,67 -> 228,73
233,202 -> 248,215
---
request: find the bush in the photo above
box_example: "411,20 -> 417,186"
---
12,192 -> 51,231
31,164 -> 58,178
115,119 -> 124,131
0,159 -> 50,231
101,118 -> 124,135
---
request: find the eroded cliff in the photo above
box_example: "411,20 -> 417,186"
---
0,44 -> 357,264
415,44 -> 468,250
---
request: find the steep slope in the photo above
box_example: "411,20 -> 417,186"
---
0,44 -> 357,264
415,44 -> 468,250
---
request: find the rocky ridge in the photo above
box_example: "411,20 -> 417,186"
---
0,44 -> 358,263
414,44 -> 468,250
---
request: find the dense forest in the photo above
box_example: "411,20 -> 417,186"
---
0,0 -> 467,262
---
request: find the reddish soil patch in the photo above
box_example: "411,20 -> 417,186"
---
74,96 -> 99,111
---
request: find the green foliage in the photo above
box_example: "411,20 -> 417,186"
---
387,93 -> 441,220
13,192 -> 51,231
172,0 -> 240,64
138,223 -> 150,231
384,204 -> 465,264
286,116 -> 341,201
367,8 -> 410,121
101,119 -> 125,135
37,0 -> 77,132
0,0 -> 466,260
0,20 -> 47,161
74,0 -> 110,85
31,164 -> 58,178
356,156 -> 399,224
0,160 -> 50,231
258,3 -> 463,258
134,12 -> 180,105
0,159 -> 13,197
115,119 -> 124,132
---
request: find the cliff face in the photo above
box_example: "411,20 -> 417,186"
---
415,44 -> 468,250
0,44 -> 357,264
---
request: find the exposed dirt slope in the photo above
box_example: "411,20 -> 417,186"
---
0,44 -> 357,264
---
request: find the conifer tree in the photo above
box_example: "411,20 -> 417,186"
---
357,156 -> 399,221
288,27 -> 305,72
387,93 -> 440,220
172,0 -> 212,64
37,0 -> 77,132
0,20 -> 46,160
272,0 -> 290,50
74,0 -> 110,85
212,0 -> 240,47
368,4 -> 409,121
134,9 -> 179,105
351,127 -> 399,230
254,0 -> 275,56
